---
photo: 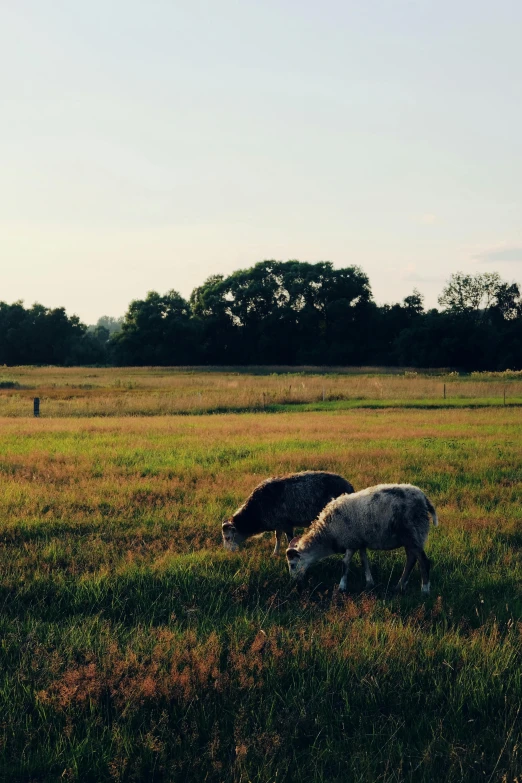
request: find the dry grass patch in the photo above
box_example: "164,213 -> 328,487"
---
1,366 -> 522,416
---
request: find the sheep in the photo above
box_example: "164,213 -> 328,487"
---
286,484 -> 438,593
222,471 -> 355,555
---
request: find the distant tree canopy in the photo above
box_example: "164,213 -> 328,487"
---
397,270 -> 522,370
1,262 -> 521,369
438,272 -> 521,319
0,301 -> 102,365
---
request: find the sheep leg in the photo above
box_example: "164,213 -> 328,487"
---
359,548 -> 374,588
339,549 -> 355,592
418,550 -> 432,593
273,529 -> 284,556
396,547 -> 418,593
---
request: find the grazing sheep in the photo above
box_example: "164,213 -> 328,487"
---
222,471 -> 354,555
286,484 -> 438,593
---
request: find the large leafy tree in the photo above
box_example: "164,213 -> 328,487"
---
112,290 -> 201,365
190,261 -> 373,363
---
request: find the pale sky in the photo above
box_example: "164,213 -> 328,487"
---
1,0 -> 522,324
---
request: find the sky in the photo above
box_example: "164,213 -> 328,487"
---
1,0 -> 522,324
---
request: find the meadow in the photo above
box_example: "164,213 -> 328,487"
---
1,396 -> 521,782
0,366 -> 522,417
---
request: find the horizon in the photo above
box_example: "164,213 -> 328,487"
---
4,258 -> 514,326
3,258 -> 520,327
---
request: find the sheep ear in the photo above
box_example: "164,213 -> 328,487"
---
288,536 -> 300,548
222,521 -> 234,531
286,548 -> 301,561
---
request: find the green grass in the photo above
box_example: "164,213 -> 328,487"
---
262,397 -> 522,413
0,409 -> 521,781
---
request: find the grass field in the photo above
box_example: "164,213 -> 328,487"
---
1,366 -> 522,416
1,404 -> 521,781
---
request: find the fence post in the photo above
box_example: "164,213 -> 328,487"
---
443,383 -> 446,400
33,397 -> 40,417
504,385 -> 506,406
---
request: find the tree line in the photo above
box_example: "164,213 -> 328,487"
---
1,261 -> 521,369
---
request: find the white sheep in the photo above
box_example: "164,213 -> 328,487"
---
286,484 -> 438,593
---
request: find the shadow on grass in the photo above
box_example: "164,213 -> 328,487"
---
498,529 -> 522,549
2,547 -> 520,635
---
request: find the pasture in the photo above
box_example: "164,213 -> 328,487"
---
1,366 -> 522,416
0,399 -> 521,780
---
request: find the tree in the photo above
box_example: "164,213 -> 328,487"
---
0,301 -> 89,364
492,282 -> 521,321
403,289 -> 424,316
111,290 -> 201,365
190,261 -> 373,364
91,316 -> 124,335
438,272 -> 509,316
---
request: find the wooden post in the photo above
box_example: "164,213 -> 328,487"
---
33,397 -> 40,417
262,392 -> 265,410
443,383 -> 446,400
504,385 -> 506,406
